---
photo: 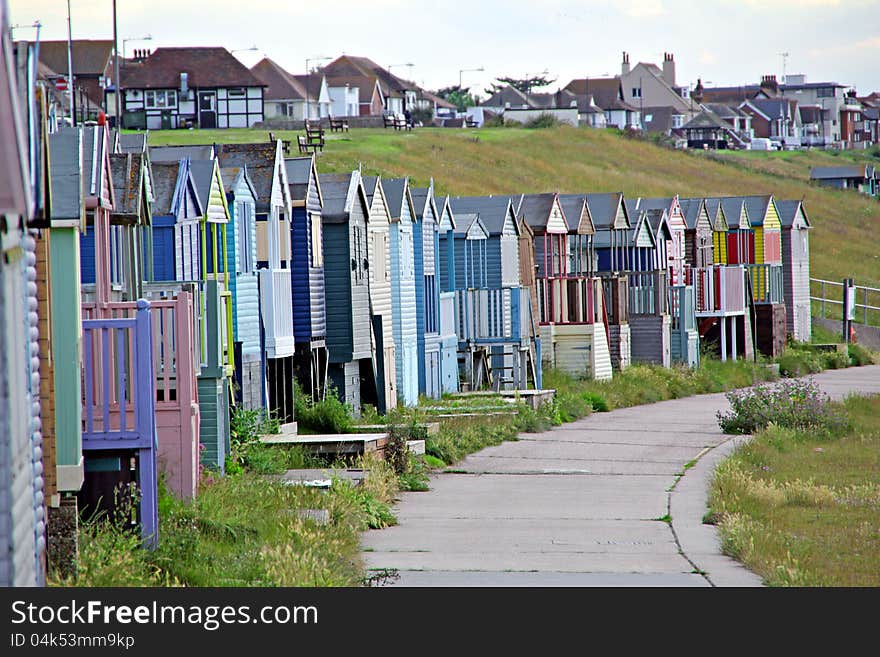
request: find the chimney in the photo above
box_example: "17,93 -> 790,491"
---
662,53 -> 676,87
760,74 -> 779,96
692,78 -> 704,105
622,52 -> 630,76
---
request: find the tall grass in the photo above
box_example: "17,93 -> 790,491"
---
708,395 -> 880,586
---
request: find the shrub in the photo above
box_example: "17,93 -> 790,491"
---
848,343 -> 875,366
716,378 -> 849,436
523,113 -> 560,129
295,384 -> 354,434
776,349 -> 823,377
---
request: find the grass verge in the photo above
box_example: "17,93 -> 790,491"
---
707,394 -> 880,586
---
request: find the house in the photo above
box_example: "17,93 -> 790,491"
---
326,75 -> 383,117
479,85 -> 533,113
682,109 -> 739,149
286,155 -> 328,401
38,39 -> 114,123
323,56 -> 427,115
775,200 -> 812,343
410,182 -> 445,399
618,52 -> 694,130
740,97 -> 801,147
1,22 -> 47,585
221,165 -> 264,411
120,47 -> 266,130
362,175 -> 397,413
250,58 -> 330,120
318,171 -> 372,414
448,196 -> 536,390
810,165 -> 877,196
564,77 -> 640,129
381,178 -> 420,407
702,102 -> 753,140
215,142 -> 296,424
518,193 -> 611,380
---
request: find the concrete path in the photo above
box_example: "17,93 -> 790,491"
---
362,365 -> 880,586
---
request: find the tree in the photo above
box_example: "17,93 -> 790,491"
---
485,75 -> 556,97
435,85 -> 481,112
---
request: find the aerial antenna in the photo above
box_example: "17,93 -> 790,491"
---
779,52 -> 789,83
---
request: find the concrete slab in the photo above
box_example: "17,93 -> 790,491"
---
465,440 -> 705,463
451,456 -> 683,476
377,570 -> 710,587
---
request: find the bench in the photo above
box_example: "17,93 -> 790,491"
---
304,122 -> 325,152
269,132 -> 292,153
466,117 -> 479,128
297,135 -> 320,155
329,117 -> 349,132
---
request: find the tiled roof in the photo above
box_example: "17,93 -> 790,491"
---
251,57 -> 307,101
810,165 -> 874,180
39,40 -> 113,77
109,152 -> 147,221
517,193 -> 565,232
214,143 -> 277,211
448,195 -> 516,235
121,47 -> 266,89
564,78 -> 637,111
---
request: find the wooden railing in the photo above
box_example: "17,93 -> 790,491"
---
628,270 -> 668,316
688,265 -> 746,315
536,276 -> 596,325
259,267 -> 295,358
746,264 -> 783,304
81,300 -> 158,545
600,274 -> 629,324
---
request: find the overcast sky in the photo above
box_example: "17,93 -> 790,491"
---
10,0 -> 880,96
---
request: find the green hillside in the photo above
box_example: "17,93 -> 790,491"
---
147,126 -> 880,288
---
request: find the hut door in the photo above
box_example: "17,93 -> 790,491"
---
199,92 -> 217,129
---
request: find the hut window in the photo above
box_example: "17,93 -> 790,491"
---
311,213 -> 323,267
373,232 -> 387,282
353,226 -> 365,284
425,275 -> 437,332
228,88 -> 247,98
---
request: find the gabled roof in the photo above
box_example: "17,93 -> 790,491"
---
584,192 -> 629,230
682,109 -> 729,131
678,198 -> 708,230
151,160 -> 201,218
719,197 -> 750,230
323,55 -> 412,99
748,97 -> 797,121
150,144 -> 216,163
214,142 -> 279,210
516,192 -> 567,233
557,194 -> 595,235
448,196 -> 519,236
109,152 -> 149,224
381,177 -> 414,223
481,85 -> 531,108
285,155 -> 323,206
703,197 -> 727,231
326,75 -> 382,104
810,165 -> 875,180
564,78 -> 637,111
317,171 -> 368,223
645,208 -> 671,240
453,213 -> 488,239
624,208 -> 656,248
703,103 -> 749,119
774,199 -> 811,229
250,57 -> 308,101
117,132 -> 149,154
220,166 -> 257,201
38,40 -> 113,77
121,47 -> 266,89
739,195 -> 774,227
189,159 -> 219,212
435,194 -> 457,232
410,182 -> 439,225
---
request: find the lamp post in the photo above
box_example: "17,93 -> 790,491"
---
305,56 -> 331,120
459,66 -> 484,92
231,46 -> 258,55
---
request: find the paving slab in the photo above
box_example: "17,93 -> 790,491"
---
451,456 -> 684,476
463,440 -> 705,462
379,570 -> 709,587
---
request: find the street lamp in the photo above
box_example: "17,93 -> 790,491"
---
231,46 -> 258,55
459,66 -> 484,91
305,56 -> 331,120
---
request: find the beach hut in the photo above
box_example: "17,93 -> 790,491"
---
221,165 -> 264,410
362,175 -> 397,413
318,171 -> 372,414
382,177 -> 420,407
215,142 -> 297,424
434,195 -> 461,394
410,182 -> 444,399
286,155 -> 328,401
448,196 -> 536,390
679,198 -> 714,269
517,193 -> 611,380
637,196 -> 687,285
775,199 -> 812,342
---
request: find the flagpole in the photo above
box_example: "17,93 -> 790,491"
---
66,0 -> 74,125
113,0 -> 120,125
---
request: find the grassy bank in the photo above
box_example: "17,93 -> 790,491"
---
708,393 -> 880,586
145,126 -> 880,289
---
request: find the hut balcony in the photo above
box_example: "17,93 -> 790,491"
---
260,267 -> 295,358
687,264 -> 747,317
453,287 -> 530,345
627,269 -> 669,316
745,263 -> 784,305
537,275 -> 600,325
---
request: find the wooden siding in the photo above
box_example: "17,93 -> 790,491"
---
366,184 -> 396,412
328,360 -> 362,416
414,197 -> 441,397
389,195 -> 419,407
629,314 -> 671,366
782,226 -> 811,341
713,230 -> 728,264
291,169 -> 326,342
197,377 -> 228,471
225,177 -> 260,357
